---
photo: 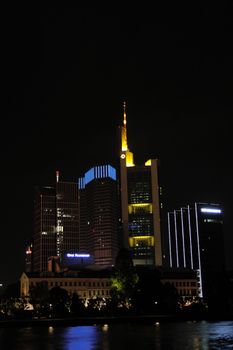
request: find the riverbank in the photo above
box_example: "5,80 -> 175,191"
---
0,314 -> 173,327
1,312 -> 232,327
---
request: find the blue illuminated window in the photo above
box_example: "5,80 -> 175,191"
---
80,165 -> 116,187
85,167 -> 95,185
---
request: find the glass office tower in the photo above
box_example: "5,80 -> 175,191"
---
33,186 -> 57,272
166,202 -> 225,299
119,103 -> 162,266
78,165 -> 119,266
33,174 -> 80,273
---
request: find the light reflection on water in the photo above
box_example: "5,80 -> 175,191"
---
0,321 -> 232,350
63,326 -> 100,350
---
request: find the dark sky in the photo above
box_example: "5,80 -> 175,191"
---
1,5 -> 233,285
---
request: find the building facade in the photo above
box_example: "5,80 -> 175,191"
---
32,165 -> 119,273
160,268 -> 198,298
20,271 -> 111,300
119,103 -> 162,266
33,174 -> 80,273
33,186 -> 57,273
78,165 -> 119,266
166,202 -> 225,299
56,179 -> 80,259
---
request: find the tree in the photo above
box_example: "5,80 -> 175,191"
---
70,292 -> 85,316
133,267 -> 163,314
30,281 -> 49,306
1,282 -> 20,299
49,287 -> 69,317
110,248 -> 139,309
29,281 -> 50,317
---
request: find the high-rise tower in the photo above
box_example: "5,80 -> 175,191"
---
55,176 -> 80,259
33,186 -> 57,272
166,202 -> 225,299
33,174 -> 80,273
119,103 -> 162,266
78,165 -> 119,266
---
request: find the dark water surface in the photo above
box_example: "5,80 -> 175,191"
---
0,321 -> 232,349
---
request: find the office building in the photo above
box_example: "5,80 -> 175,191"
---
119,103 -> 162,266
32,165 -> 119,272
33,173 -> 80,273
78,164 -> 119,266
33,186 -> 57,272
56,177 -> 80,258
166,202 -> 225,299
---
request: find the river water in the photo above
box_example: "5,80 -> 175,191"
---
0,321 -> 232,349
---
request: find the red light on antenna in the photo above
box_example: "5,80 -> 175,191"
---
56,170 -> 59,183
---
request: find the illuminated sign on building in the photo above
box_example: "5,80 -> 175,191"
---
63,252 -> 94,266
200,208 -> 222,214
66,253 -> 90,258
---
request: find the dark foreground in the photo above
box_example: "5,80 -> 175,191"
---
1,320 -> 233,350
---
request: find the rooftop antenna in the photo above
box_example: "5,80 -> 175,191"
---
56,170 -> 59,183
123,101 -> 127,127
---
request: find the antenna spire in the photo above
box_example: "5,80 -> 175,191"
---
123,101 -> 127,127
56,170 -> 59,183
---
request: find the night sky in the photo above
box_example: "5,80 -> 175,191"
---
1,5 -> 233,286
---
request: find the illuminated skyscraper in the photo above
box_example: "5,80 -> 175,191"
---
33,186 -> 57,272
55,177 -> 80,259
119,103 -> 162,266
33,174 -> 80,273
78,165 -> 119,266
166,202 -> 225,299
33,166 -> 119,272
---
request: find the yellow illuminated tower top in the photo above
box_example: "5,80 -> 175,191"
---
121,101 -> 128,152
121,102 -> 134,167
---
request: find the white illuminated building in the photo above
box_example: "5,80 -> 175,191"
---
166,202 -> 225,299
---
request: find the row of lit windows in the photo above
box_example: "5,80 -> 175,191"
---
132,246 -> 153,250
88,289 -> 109,297
129,218 -> 152,224
30,280 -> 110,287
170,281 -> 196,287
129,196 -> 150,204
129,216 -> 152,222
203,218 -> 222,224
133,252 -> 153,257
39,289 -> 110,298
178,289 -> 197,296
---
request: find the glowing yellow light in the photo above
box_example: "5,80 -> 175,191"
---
121,126 -> 128,152
120,102 -> 135,167
129,236 -> 155,247
130,235 -> 154,240
128,203 -> 152,214
123,101 -> 127,126
48,326 -> 54,334
102,324 -> 109,332
126,151 -> 135,167
145,159 -> 152,166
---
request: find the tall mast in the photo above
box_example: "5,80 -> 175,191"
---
123,101 -> 127,127
121,101 -> 128,152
